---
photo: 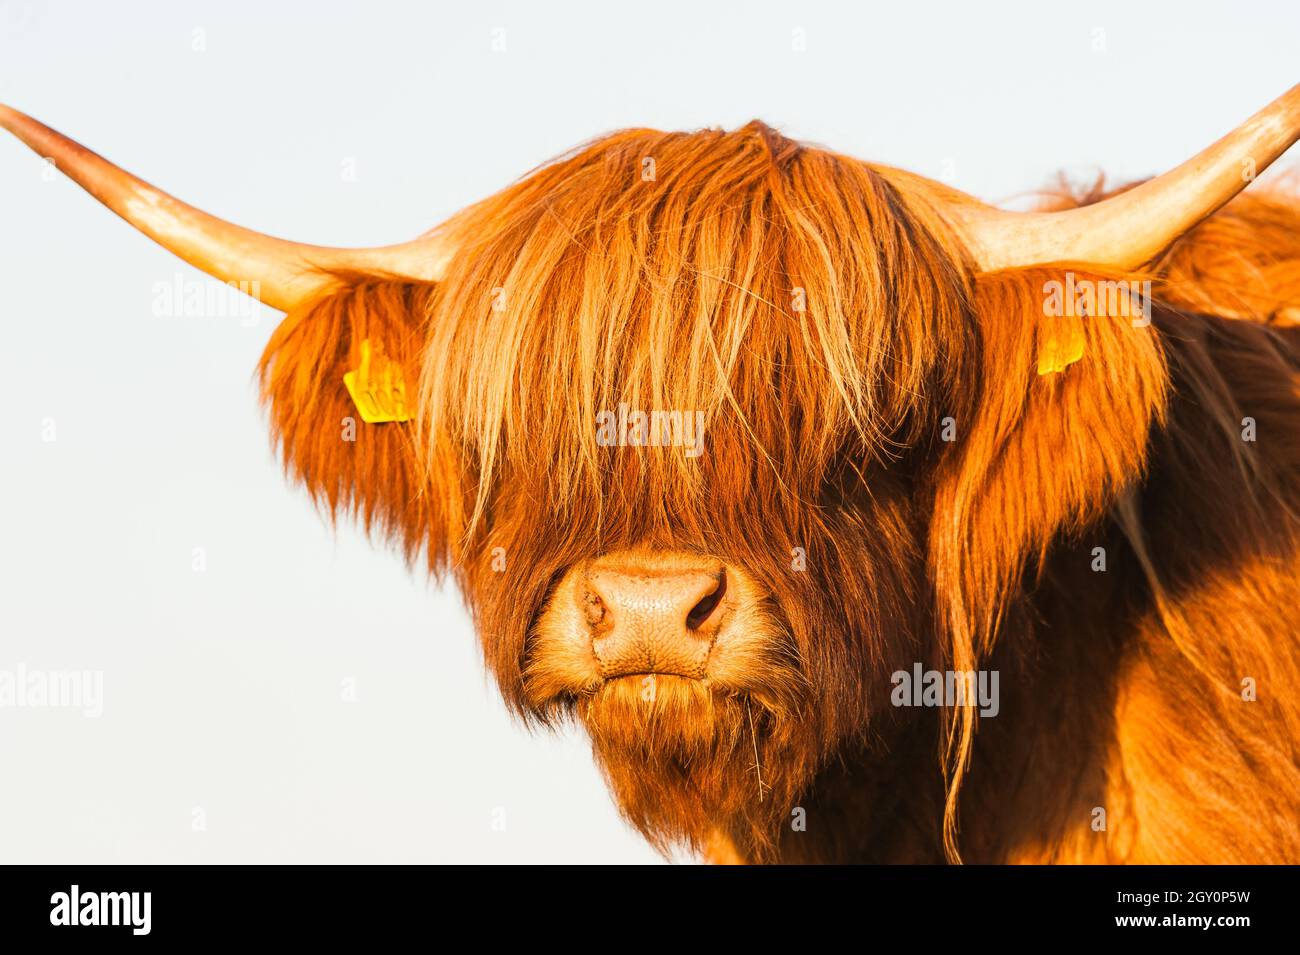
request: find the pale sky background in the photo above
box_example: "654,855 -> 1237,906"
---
0,1 -> 1296,863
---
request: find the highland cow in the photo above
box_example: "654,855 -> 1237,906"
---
4,85 -> 1300,864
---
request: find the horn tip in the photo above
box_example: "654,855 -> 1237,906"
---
0,102 -> 24,133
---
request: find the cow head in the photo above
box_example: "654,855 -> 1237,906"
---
4,86 -> 1298,860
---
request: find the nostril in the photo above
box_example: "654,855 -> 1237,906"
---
685,570 -> 727,631
584,591 -> 607,627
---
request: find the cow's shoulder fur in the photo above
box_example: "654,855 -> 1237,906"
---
961,184 -> 1300,864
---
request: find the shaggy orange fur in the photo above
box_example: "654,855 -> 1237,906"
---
258,122 -> 1300,863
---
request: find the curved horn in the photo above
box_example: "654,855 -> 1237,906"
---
948,84 -> 1300,272
0,104 -> 451,312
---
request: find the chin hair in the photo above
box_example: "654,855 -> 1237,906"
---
576,675 -> 814,860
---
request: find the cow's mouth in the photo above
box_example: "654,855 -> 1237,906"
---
586,673 -> 714,707
601,672 -> 705,684
578,671 -> 753,750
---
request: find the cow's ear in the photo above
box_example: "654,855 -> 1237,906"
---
257,277 -> 438,561
927,267 -> 1167,654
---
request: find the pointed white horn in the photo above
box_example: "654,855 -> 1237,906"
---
944,84 -> 1300,271
0,105 -> 452,311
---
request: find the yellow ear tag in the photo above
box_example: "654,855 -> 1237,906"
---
1037,314 -> 1086,375
343,338 -> 413,423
